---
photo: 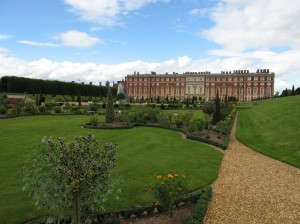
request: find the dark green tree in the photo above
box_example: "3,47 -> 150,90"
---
156,96 -> 160,104
292,85 -> 295,95
186,97 -> 189,108
35,94 -> 39,106
77,94 -> 81,106
224,94 -> 228,108
212,91 -> 221,125
105,87 -> 115,123
116,92 -> 125,100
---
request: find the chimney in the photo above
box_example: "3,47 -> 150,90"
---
99,82 -> 102,86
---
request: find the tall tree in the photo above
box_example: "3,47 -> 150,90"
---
105,87 -> 115,123
22,135 -> 118,224
186,97 -> 189,108
292,85 -> 295,95
212,90 -> 221,125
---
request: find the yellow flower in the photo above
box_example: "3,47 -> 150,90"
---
157,175 -> 162,180
167,174 -> 174,178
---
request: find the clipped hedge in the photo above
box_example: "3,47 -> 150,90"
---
186,134 -> 226,150
187,187 -> 213,224
84,122 -> 135,129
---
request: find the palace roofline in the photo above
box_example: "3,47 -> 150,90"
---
127,69 -> 274,76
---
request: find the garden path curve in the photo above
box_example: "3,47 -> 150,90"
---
205,115 -> 300,224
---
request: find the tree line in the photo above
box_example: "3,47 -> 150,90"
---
0,76 -> 117,97
280,85 -> 300,97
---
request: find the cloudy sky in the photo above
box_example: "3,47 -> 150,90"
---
1,0 -> 299,92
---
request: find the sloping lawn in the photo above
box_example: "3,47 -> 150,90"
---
0,115 -> 222,224
236,96 -> 300,168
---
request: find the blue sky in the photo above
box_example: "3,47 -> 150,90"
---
1,0 -> 300,92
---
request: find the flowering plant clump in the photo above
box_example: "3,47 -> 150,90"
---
150,173 -> 187,217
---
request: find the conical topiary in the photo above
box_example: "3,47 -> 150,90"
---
105,87 -> 115,123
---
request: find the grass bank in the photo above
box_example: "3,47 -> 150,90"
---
236,96 -> 300,168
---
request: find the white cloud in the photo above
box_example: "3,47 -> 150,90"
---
178,56 -> 192,67
0,34 -> 10,41
0,47 -> 8,54
52,30 -> 102,47
19,40 -> 59,48
1,52 -> 299,93
202,0 -> 300,51
63,0 -> 170,26
189,8 -> 209,17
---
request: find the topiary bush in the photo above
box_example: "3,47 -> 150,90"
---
89,103 -> 99,112
38,105 -> 46,113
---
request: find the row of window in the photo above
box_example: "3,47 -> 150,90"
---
127,86 -> 272,96
128,76 -> 273,82
128,77 -> 186,82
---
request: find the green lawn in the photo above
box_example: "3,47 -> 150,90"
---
0,115 -> 222,224
162,109 -> 204,119
236,96 -> 300,168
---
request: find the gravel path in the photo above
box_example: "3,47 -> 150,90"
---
205,116 -> 300,224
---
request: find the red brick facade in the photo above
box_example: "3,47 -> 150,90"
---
125,69 -> 274,101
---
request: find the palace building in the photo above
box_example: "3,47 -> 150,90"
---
124,69 -> 274,102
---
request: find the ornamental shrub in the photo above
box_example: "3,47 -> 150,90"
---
70,105 -> 80,114
0,105 -> 7,114
188,118 -> 206,133
22,135 -> 118,224
156,112 -> 172,127
89,116 -> 99,126
216,120 -> 229,134
150,173 -> 187,217
38,105 -> 46,113
54,106 -> 61,113
23,103 -> 37,114
173,114 -> 184,128
89,103 -> 99,112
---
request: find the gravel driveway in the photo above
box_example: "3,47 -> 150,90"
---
205,116 -> 300,224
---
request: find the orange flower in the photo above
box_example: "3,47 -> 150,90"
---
157,175 -> 162,180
